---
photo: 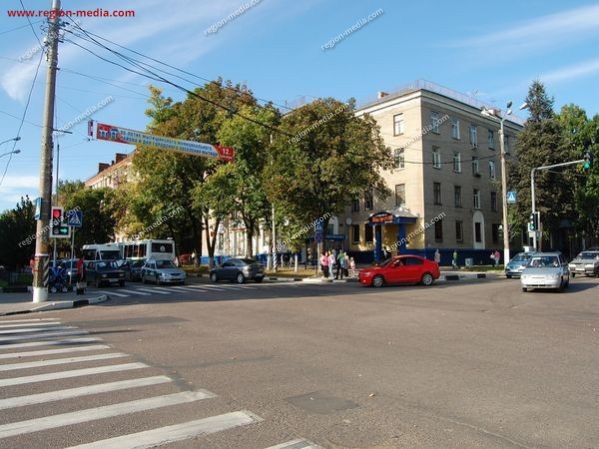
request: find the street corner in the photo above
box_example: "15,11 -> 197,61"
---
0,293 -> 109,316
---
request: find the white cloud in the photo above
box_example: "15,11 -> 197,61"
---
540,58 -> 599,84
0,175 -> 38,189
453,4 -> 599,52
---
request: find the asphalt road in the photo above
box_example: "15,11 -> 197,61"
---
1,276 -> 598,449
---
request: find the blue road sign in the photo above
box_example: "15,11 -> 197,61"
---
507,191 -> 517,204
66,210 -> 83,228
34,197 -> 42,220
314,221 -> 323,243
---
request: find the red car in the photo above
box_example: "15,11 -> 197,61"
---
359,255 -> 440,288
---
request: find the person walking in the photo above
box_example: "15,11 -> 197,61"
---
434,249 -> 441,265
452,250 -> 459,270
349,257 -> 356,277
329,251 -> 337,279
338,251 -> 348,279
494,249 -> 501,267
320,251 -> 329,278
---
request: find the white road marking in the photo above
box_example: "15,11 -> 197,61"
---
0,318 -> 58,324
0,325 -> 75,335
0,352 -> 128,372
263,439 -> 323,449
0,321 -> 61,329
118,288 -> 151,296
0,344 -> 110,360
0,329 -> 87,343
0,337 -> 102,351
0,390 -> 216,439
152,287 -> 177,293
0,362 -> 148,387
0,375 -> 172,410
169,286 -> 202,292
97,290 -> 130,298
62,410 -> 261,449
136,288 -> 169,295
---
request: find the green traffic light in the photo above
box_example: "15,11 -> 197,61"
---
584,161 -> 591,170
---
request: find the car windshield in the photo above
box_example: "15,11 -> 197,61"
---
579,252 -> 599,259
512,254 -> 530,262
96,261 -> 118,269
100,250 -> 120,260
131,260 -> 145,267
241,258 -> 256,265
527,256 -> 560,268
156,260 -> 175,269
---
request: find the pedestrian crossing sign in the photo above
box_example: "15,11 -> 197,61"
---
507,191 -> 517,204
66,210 -> 83,228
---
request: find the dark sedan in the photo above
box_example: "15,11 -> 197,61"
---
210,258 -> 265,284
120,259 -> 145,281
86,260 -> 126,288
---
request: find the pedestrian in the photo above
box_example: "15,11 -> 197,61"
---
329,251 -> 337,278
494,249 -> 501,267
339,251 -> 348,279
320,251 -> 329,278
191,250 -> 197,267
349,257 -> 356,277
452,250 -> 459,269
434,249 -> 441,265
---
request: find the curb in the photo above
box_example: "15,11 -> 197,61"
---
0,294 -> 109,316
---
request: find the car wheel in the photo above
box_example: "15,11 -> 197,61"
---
255,276 -> 263,283
372,275 -> 384,288
236,273 -> 245,284
522,287 -> 527,292
421,272 -> 434,286
506,274 -> 512,279
155,275 -> 160,285
564,278 -> 570,288
142,275 -> 146,284
119,280 -> 125,287
210,272 -> 218,283
571,273 -> 576,278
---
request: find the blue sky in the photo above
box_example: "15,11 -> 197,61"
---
1,0 -> 598,212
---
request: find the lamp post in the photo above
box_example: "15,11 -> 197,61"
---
0,137 -> 20,147
0,149 -> 21,159
481,102 -> 514,268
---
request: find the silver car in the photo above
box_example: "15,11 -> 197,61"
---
141,259 -> 186,285
568,250 -> 599,277
521,252 -> 570,292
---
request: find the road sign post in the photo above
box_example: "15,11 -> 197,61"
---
65,210 -> 83,285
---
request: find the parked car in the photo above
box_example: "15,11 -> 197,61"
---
521,252 -> 570,292
568,250 -> 599,277
210,258 -> 265,284
120,259 -> 145,281
505,252 -> 537,279
86,260 -> 126,288
359,255 -> 440,288
141,259 -> 186,285
60,258 -> 79,281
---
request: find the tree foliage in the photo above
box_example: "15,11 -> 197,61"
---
0,196 -> 36,269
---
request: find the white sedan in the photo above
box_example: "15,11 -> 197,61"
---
521,253 -> 570,292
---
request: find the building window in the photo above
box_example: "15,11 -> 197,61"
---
469,124 -> 478,147
432,146 -> 442,169
472,156 -> 480,176
491,191 -> 498,212
394,148 -> 405,169
489,160 -> 496,180
352,224 -> 360,244
431,111 -> 440,134
453,152 -> 462,173
451,118 -> 460,139
492,223 -> 500,244
364,190 -> 374,211
393,114 -> 405,135
434,219 -> 443,242
395,184 -> 406,207
504,135 -> 510,153
488,129 -> 495,149
365,224 -> 373,242
473,189 -> 481,209
351,198 -> 360,212
434,182 -> 442,205
456,220 -> 464,242
475,222 -> 482,243
454,185 -> 462,208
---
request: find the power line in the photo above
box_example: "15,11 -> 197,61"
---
0,51 -> 44,190
19,0 -> 43,50
0,19 -> 43,36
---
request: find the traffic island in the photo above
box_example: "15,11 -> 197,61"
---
0,293 -> 109,316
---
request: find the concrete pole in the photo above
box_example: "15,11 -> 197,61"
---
498,119 -> 510,267
530,167 -> 537,251
32,0 -> 61,303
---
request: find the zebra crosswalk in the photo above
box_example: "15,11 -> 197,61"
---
0,317 -> 323,449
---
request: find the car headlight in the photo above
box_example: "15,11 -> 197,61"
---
552,273 -> 561,279
119,272 -> 124,277
101,274 -> 107,278
585,264 -> 594,268
160,272 -> 167,277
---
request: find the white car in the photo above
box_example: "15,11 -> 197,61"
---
521,252 -> 570,292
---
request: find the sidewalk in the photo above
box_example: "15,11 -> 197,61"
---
0,291 -> 109,316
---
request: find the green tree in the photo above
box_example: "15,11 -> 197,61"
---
264,98 -> 392,255
0,196 -> 36,269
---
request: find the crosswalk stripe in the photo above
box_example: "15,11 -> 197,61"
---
0,329 -> 87,343
0,344 -> 110,360
96,290 -> 130,298
0,337 -> 102,351
0,362 -> 148,387
136,288 -> 169,295
0,375 -> 172,410
169,286 -> 200,292
118,288 -> 151,296
152,287 -> 176,292
263,439 -> 323,449
0,325 -> 74,335
0,318 -> 57,324
0,321 -> 61,329
0,390 -> 216,439
0,352 -> 128,372
61,410 -> 262,449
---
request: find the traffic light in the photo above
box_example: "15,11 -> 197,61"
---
583,151 -> 593,171
50,207 -> 70,238
529,212 -> 539,231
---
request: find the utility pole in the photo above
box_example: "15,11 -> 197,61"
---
32,0 -> 61,303
498,119 -> 510,268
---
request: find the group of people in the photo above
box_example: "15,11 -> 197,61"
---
320,249 -> 355,279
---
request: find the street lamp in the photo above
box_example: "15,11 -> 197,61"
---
481,102 -> 514,268
0,149 -> 21,159
0,136 -> 20,147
